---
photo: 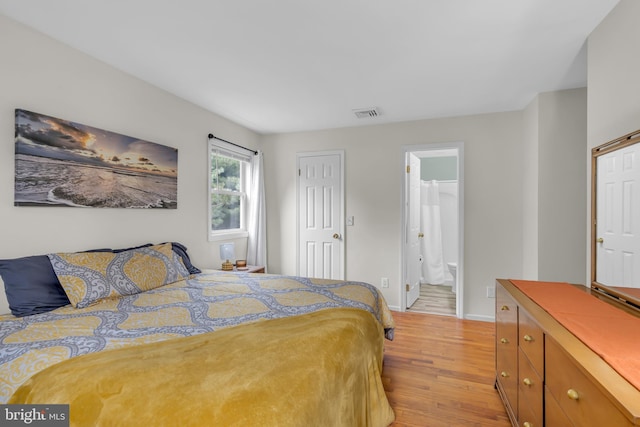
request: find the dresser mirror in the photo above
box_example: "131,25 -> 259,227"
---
591,129 -> 640,310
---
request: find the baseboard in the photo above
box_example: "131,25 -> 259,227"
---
387,307 -> 495,321
464,313 -> 495,322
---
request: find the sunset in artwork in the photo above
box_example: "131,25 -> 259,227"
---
14,109 -> 178,208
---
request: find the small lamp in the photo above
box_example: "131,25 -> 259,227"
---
219,242 -> 235,271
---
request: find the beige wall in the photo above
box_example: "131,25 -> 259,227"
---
587,0 -> 640,147
262,112 -> 524,318
537,89 -> 587,283
587,0 -> 640,283
522,96 -> 539,278
522,89 -> 587,283
538,89 -> 587,282
0,15 -> 259,270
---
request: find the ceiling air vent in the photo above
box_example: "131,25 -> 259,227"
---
353,107 -> 380,119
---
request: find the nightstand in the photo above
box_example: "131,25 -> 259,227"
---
220,265 -> 265,273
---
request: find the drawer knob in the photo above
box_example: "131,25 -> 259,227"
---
523,334 -> 533,342
523,422 -> 533,427
500,371 -> 509,378
567,389 -> 580,400
523,377 -> 533,386
500,305 -> 509,311
500,338 -> 509,344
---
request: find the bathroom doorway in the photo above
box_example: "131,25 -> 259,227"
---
401,143 -> 464,318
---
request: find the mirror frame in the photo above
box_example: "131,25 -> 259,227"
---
591,128 -> 640,311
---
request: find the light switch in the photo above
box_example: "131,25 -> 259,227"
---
346,216 -> 354,226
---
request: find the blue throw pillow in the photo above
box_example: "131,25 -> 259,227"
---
168,242 -> 201,274
0,255 -> 70,317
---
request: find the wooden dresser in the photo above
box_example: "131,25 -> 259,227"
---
495,279 -> 640,427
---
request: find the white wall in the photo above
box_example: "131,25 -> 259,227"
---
587,0 -> 640,283
587,0 -> 640,147
0,15 -> 259,269
537,89 -> 587,283
521,89 -> 587,284
522,96 -> 539,278
262,112 -> 524,318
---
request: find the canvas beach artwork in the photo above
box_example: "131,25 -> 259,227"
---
14,109 -> 178,208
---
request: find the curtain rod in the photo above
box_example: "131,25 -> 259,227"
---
208,133 -> 258,156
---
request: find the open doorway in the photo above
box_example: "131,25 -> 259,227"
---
401,143 -> 464,318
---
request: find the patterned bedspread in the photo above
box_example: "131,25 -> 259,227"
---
0,271 -> 395,403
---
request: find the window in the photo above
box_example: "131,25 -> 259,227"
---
208,141 -> 251,240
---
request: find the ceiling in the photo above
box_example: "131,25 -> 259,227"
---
0,0 -> 620,134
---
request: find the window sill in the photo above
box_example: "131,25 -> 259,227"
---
208,230 -> 249,242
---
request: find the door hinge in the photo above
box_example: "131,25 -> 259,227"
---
298,168 -> 301,176
406,283 -> 410,292
406,165 -> 410,173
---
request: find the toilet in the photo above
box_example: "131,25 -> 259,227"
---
447,262 -> 457,291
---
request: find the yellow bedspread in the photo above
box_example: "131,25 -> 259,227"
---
1,272 -> 395,404
10,308 -> 395,427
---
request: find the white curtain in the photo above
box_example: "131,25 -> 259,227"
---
247,151 -> 267,270
421,180 -> 445,284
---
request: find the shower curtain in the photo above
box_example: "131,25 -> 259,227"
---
421,180 -> 445,284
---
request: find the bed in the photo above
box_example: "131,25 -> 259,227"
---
0,242 -> 395,426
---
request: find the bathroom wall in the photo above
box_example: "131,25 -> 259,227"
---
421,156 -> 457,181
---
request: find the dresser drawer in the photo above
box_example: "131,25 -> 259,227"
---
496,311 -> 517,378
496,347 -> 518,418
518,347 -> 542,427
518,308 -> 543,377
545,335 -> 633,427
496,285 -> 518,365
496,283 -> 519,423
497,284 -> 518,324
496,328 -> 518,385
545,386 -> 573,427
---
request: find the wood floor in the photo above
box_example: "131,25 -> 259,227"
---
382,311 -> 511,427
406,283 -> 456,316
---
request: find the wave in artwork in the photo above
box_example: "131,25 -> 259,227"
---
14,109 -> 178,209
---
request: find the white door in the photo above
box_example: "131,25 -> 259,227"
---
406,153 -> 421,307
298,152 -> 344,279
596,143 -> 640,287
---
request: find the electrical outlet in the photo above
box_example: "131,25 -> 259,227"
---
487,286 -> 495,298
381,277 -> 389,288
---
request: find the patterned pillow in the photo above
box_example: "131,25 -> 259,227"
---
48,243 -> 190,308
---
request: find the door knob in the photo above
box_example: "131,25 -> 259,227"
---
596,237 -> 604,243
418,232 -> 424,238
333,233 -> 341,239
